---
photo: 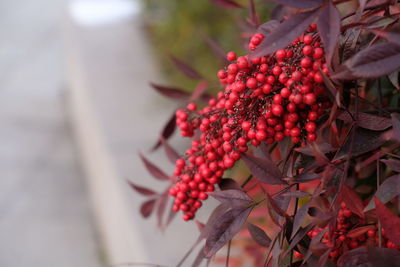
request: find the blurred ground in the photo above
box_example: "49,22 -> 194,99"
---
0,0 -> 101,266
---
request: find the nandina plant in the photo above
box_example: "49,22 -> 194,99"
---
131,0 -> 400,266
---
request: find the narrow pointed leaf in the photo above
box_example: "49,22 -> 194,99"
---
209,189 -> 253,207
284,224 -> 314,256
189,80 -> 208,102
156,190 -> 169,228
346,225 -> 375,239
150,83 -> 190,99
317,2 -> 340,66
339,184 -> 365,218
381,159 -> 400,172
374,197 -> 400,246
251,9 -> 321,58
248,223 -> 271,247
140,199 -> 156,218
373,30 -> 400,45
294,172 -> 320,182
242,153 -> 286,185
265,0 -> 323,9
204,206 -> 252,257
202,34 -> 228,63
128,181 -> 157,196
337,112 -> 392,131
291,200 -> 311,239
160,137 -> 180,164
338,247 -> 400,267
365,175 -> 400,211
139,153 -> 170,181
391,113 -> 400,141
170,55 -> 203,79
152,113 -> 177,150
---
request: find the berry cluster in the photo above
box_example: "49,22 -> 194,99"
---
298,202 -> 400,261
169,24 -> 332,221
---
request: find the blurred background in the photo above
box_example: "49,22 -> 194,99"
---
0,0 -> 273,266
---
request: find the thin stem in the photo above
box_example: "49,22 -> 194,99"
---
241,174 -> 253,188
226,240 -> 231,267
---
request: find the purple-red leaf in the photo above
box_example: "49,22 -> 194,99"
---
209,189 -> 253,207
170,55 -> 203,79
365,174 -> 400,211
150,83 -> 190,100
247,223 -> 271,247
338,246 -> 400,267
333,42 -> 400,79
218,178 -> 242,191
381,159 -> 400,172
139,153 -> 170,181
210,0 -> 243,9
201,204 -> 230,239
339,184 -> 365,218
251,9 -> 321,58
204,206 -> 252,257
291,200 -> 311,239
266,0 -> 323,9
392,113 -> 400,142
294,172 -> 320,182
257,20 -> 280,36
152,113 -> 177,150
282,190 -> 311,198
241,153 -> 286,185
128,181 -> 157,196
156,190 -> 169,228
248,0 -> 259,27
317,2 -> 340,66
140,199 -> 156,218
284,224 -> 314,256
373,30 -> 400,45
189,80 -> 208,102
374,197 -> 400,246
202,34 -> 228,63
337,111 -> 392,131
160,137 -> 180,164
346,225 -> 375,239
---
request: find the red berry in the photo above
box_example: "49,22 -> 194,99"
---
226,51 -> 237,61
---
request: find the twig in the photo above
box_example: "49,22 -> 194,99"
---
226,240 -> 231,267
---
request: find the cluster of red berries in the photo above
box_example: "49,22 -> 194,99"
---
295,202 -> 400,261
169,24 -> 332,221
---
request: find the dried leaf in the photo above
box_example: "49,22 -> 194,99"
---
337,112 -> 392,131
204,206 -> 252,257
160,137 -> 180,164
251,9 -> 321,58
317,2 -> 341,66
139,153 -> 170,181
128,181 -> 157,196
150,83 -> 190,100
170,55 -> 203,79
334,42 -> 400,79
248,223 -> 271,247
241,153 -> 286,185
266,0 -> 323,9
208,189 -> 253,207
364,174 -> 400,211
140,199 -> 156,218
218,178 -> 242,191
210,0 -> 243,9
374,197 -> 400,246
381,159 -> 400,172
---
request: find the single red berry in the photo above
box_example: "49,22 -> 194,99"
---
226,51 -> 237,61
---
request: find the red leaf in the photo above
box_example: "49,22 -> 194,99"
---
251,9 -> 321,58
139,153 -> 170,181
152,113 -> 177,150
128,181 -> 157,196
391,113 -> 400,142
365,174 -> 400,211
339,184 -> 365,218
208,189 -> 253,207
317,2 -> 341,66
374,197 -> 400,246
204,206 -> 252,257
209,0 -> 243,9
140,199 -> 156,218
160,137 -> 180,164
247,223 -> 271,247
338,246 -> 400,267
294,172 -> 320,182
241,153 -> 286,185
170,55 -> 203,79
381,159 -> 400,172
218,178 -> 242,191
346,225 -> 375,239
201,204 -> 230,239
333,42 -> 400,79
337,111 -> 392,131
266,0 -> 323,9
150,83 -> 190,100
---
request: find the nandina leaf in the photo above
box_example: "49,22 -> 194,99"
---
365,175 -> 400,211
209,189 -> 253,207
241,153 -> 286,185
388,71 -> 400,90
295,142 -> 335,156
204,206 -> 252,257
201,204 -> 230,239
338,184 -> 365,218
265,0 -> 323,9
201,34 -> 228,63
257,20 -> 280,36
317,2 -> 340,66
152,113 -> 177,150
366,0 -> 392,8
164,201 -> 178,230
170,55 -> 203,79
189,80 -> 208,102
209,0 -> 243,9
282,190 -> 311,198
291,200 -> 311,239
150,83 -> 190,100
373,30 -> 400,45
334,42 -> 400,79
248,0 -> 259,27
191,246 -> 206,267
337,247 -> 400,267
346,225 -> 375,239
318,69 -> 341,106
381,159 -> 400,172
251,9 -> 321,58
218,178 -> 242,191
140,199 -> 156,218
156,190 -> 169,228
294,172 -> 320,182
391,113 -> 400,142
334,127 -> 387,160
247,223 -> 271,247
337,111 -> 392,131
374,197 -> 400,246
160,137 -> 180,164
139,153 -> 170,181
265,193 -> 288,218
127,181 -> 157,196
284,224 -> 314,257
